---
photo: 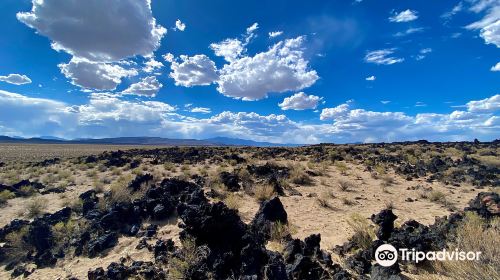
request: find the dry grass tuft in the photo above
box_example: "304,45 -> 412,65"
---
0,190 -> 15,206
254,184 -> 276,202
347,213 -> 375,250
419,212 -> 500,280
25,197 -> 48,219
338,179 -> 355,192
168,237 -> 198,279
223,193 -> 241,210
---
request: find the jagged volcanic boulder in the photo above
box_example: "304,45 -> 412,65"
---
219,171 -> 241,192
87,232 -> 118,257
371,209 -> 397,241
128,174 -> 153,192
465,192 -> 499,219
250,197 -> 288,241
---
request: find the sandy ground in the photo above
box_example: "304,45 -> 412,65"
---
0,159 -> 484,279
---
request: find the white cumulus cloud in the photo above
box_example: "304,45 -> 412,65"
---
389,9 -> 419,22
210,39 -> 245,63
169,54 -> 218,87
366,75 -> 376,81
466,94 -> 500,112
217,36 -> 319,100
59,58 -> 138,90
466,1 -> 500,47
269,31 -> 283,38
175,19 -> 186,31
491,62 -> 500,71
17,0 -> 166,62
278,92 -> 323,110
143,58 -> 164,73
122,76 -> 163,97
0,74 -> 32,85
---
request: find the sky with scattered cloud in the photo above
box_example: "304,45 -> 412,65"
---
0,0 -> 498,143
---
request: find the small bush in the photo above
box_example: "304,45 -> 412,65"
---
4,227 -> 32,262
223,193 -> 241,210
317,195 -> 334,209
428,190 -> 446,203
341,197 -> 355,206
289,164 -> 313,185
168,237 -> 198,279
381,175 -> 395,187
347,213 -> 375,250
270,221 -> 295,242
25,197 -> 48,219
338,179 -> 355,192
254,184 -> 276,202
163,162 -> 176,171
335,162 -> 348,176
0,190 -> 15,206
424,212 -> 500,280
384,200 -> 394,210
109,174 -> 133,204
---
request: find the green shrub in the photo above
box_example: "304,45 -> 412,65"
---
0,190 -> 15,206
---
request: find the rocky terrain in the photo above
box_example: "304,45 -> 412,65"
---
0,141 -> 498,279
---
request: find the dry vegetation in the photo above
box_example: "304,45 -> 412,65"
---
0,141 -> 498,279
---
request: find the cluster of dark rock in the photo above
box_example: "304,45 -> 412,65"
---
1,172 -> 354,279
88,192 -> 351,280
0,207 -> 72,277
334,192 -> 499,279
392,155 -> 499,187
0,179 -> 65,199
1,155 -> 498,280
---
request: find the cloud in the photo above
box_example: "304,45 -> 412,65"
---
269,31 -> 283,38
318,95 -> 499,143
17,0 -> 166,62
394,27 -> 424,37
190,107 -> 211,114
76,93 -> 175,125
169,54 -> 218,87
491,62 -> 500,71
2,89 -> 498,144
163,53 -> 175,63
442,2 -> 464,20
381,101 -> 391,104
0,74 -> 32,85
0,90 -> 76,137
209,23 -> 259,63
278,92 -> 323,110
143,58 -> 164,73
208,111 -> 297,137
320,103 -> 351,120
122,76 -> 163,97
210,39 -> 245,63
466,1 -> 500,47
466,94 -> 500,112
416,48 -> 432,60
174,19 -> 186,31
365,75 -> 376,81
217,36 -> 319,100
364,49 -> 404,65
389,9 -> 419,23
59,58 -> 138,90
246,23 -> 259,33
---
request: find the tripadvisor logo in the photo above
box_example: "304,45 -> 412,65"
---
375,244 -> 398,267
375,244 -> 482,267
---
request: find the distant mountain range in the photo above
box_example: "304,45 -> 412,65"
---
0,135 -> 302,147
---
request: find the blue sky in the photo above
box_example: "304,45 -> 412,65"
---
0,0 -> 498,143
